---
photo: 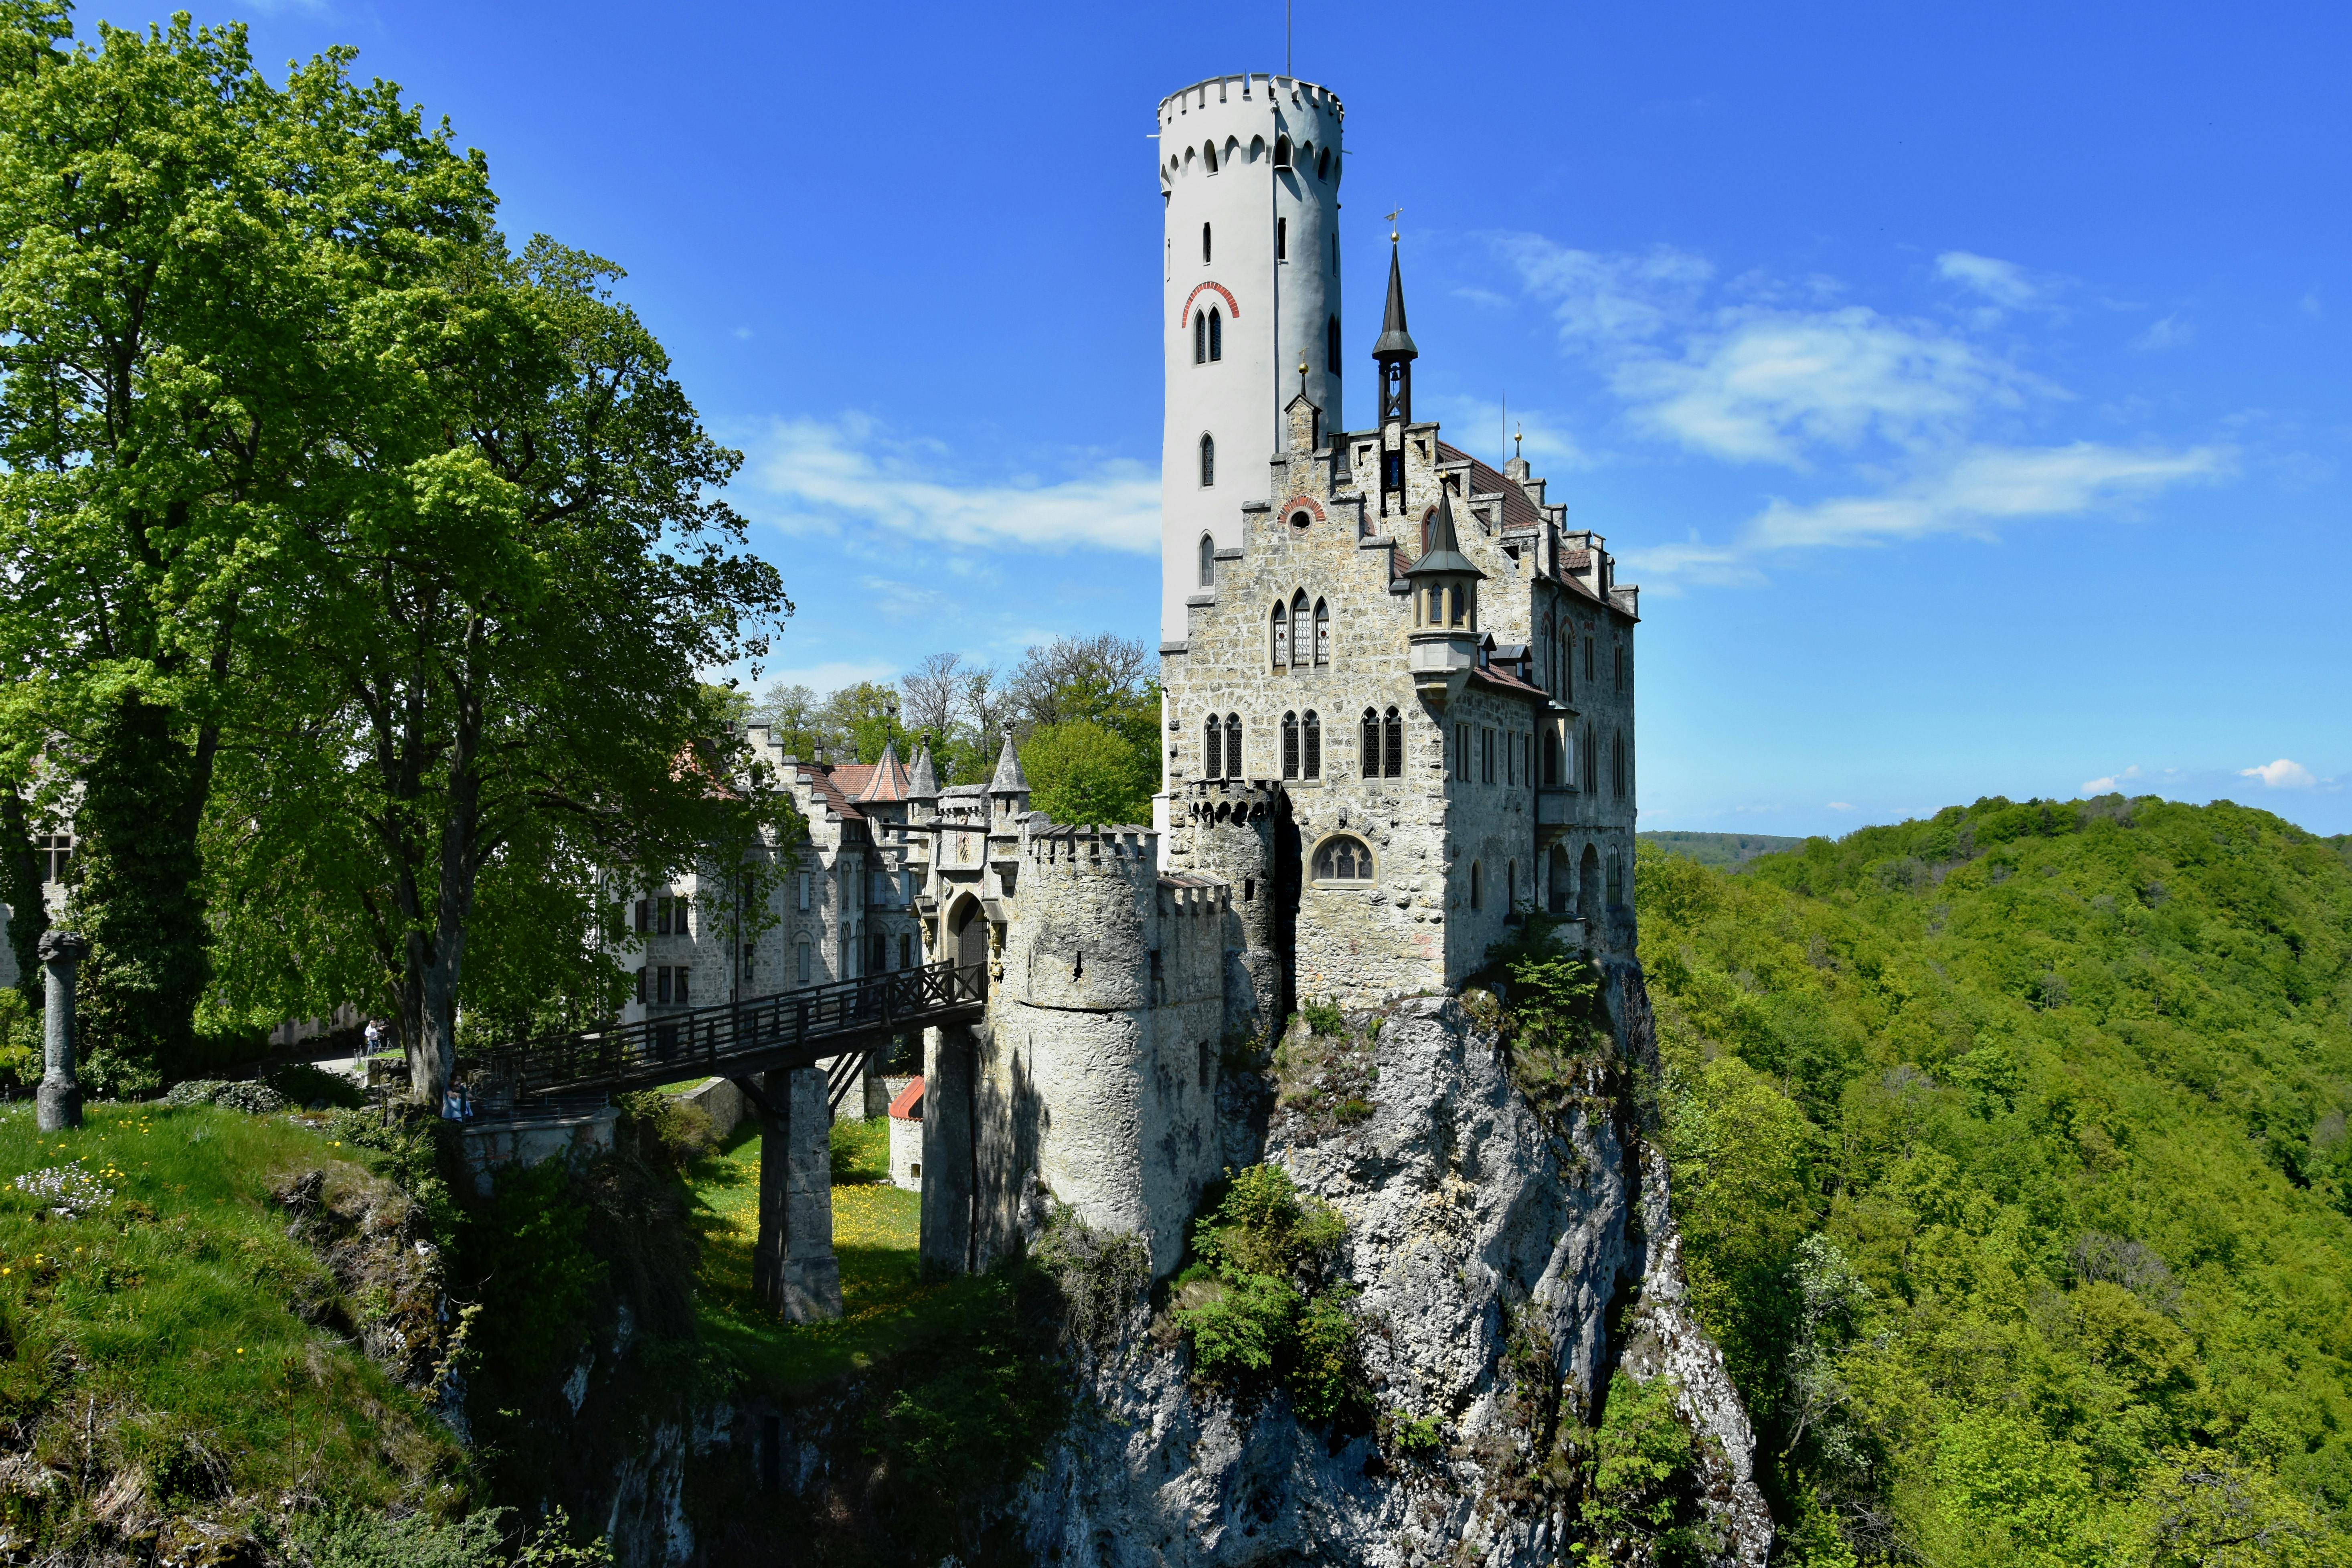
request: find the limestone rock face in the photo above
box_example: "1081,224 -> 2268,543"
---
1018,975 -> 1771,1568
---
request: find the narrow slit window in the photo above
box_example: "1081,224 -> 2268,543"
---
1199,432 -> 1215,487
1202,221 -> 1212,264
1326,315 -> 1341,373
1199,532 -> 1215,588
1277,217 -> 1287,261
1194,310 -> 1206,364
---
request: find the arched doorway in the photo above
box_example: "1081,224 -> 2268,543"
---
950,896 -> 988,998
1548,844 -> 1571,915
1578,844 -> 1602,923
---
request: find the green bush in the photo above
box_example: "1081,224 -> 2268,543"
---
455,1161 -> 607,1384
267,1060 -> 367,1110
1174,1164 -> 1363,1423
1498,951 -> 1615,1131
1579,1371 -> 1707,1565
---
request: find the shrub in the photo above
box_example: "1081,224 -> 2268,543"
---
213,1081 -> 289,1114
1300,996 -> 1346,1037
1580,1371 -> 1708,1564
1032,1206 -> 1150,1354
615,1088 -> 717,1169
1174,1164 -> 1364,1424
1498,952 -> 1615,1130
266,1061 -> 366,1110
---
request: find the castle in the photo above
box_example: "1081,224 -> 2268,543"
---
623,73 -> 1644,1305
0,75 -> 1644,1319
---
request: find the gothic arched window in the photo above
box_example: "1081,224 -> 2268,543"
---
1204,714 -> 1222,779
1313,599 -> 1330,665
1289,591 -> 1310,669
1316,145 -> 1332,180
1360,707 -> 1379,779
1326,314 -> 1341,374
1469,860 -> 1483,910
1301,710 -> 1321,779
1273,136 -> 1292,170
1281,711 -> 1300,780
1203,140 -> 1219,173
1382,706 -> 1403,778
1312,834 -> 1373,884
1194,310 -> 1206,365
1225,713 -> 1242,777
1199,533 -> 1215,588
1269,602 -> 1287,668
1208,307 -> 1222,361
1199,432 -> 1215,488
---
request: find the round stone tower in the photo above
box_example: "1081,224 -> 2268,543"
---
1156,74 -> 1345,640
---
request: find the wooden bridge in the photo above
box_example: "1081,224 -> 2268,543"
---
472,959 -> 987,1107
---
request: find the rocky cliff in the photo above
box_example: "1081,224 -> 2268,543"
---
1017,967 -> 1772,1567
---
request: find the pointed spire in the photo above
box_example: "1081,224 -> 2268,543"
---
1373,239 -> 1417,362
856,736 -> 909,802
987,724 -> 1029,795
906,738 -> 939,799
1403,486 -> 1484,580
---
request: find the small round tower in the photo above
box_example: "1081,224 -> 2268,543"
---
1157,74 -> 1345,640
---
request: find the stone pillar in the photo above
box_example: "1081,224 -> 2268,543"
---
35,931 -> 87,1133
751,1067 -> 840,1322
919,1023 -> 976,1279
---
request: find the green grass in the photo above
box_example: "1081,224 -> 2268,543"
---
0,1102 -> 461,1531
684,1115 -> 980,1389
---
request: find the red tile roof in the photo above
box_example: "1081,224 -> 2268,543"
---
796,765 -> 864,822
889,1076 -> 925,1120
1469,662 -> 1550,703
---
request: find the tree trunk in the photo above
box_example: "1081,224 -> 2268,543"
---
404,680 -> 485,1109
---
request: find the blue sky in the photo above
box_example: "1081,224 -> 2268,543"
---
165,0 -> 2351,835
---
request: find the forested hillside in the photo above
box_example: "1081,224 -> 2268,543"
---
1639,795 -> 2352,1567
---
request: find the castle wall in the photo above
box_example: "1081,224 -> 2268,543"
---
974,824 -> 1231,1277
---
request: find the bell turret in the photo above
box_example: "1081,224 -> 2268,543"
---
1373,234 -> 1417,517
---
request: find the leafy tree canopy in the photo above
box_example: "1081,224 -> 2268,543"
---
1641,795 -> 2352,1566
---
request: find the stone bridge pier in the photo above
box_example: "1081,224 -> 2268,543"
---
747,1066 -> 842,1321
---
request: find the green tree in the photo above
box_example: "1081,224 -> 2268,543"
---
0,785 -> 43,1008
218,237 -> 791,1104
1022,719 -> 1153,826
0,10 -> 492,1082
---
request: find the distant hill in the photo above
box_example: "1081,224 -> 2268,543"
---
1637,829 -> 1807,868
1636,794 -> 2352,1563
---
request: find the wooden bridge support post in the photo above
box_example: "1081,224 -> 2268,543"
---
919,1023 -> 977,1278
751,1066 -> 842,1322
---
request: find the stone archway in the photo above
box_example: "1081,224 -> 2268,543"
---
949,894 -> 988,998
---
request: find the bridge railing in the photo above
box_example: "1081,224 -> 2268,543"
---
473,959 -> 985,1100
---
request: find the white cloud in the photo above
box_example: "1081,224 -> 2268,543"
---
1486,232 -> 2240,587
1747,441 -> 2234,549
2081,765 -> 2146,793
1826,801 -> 1858,812
1935,251 -> 2045,311
733,326 -> 755,341
1495,238 -> 1713,350
2240,758 -> 2318,789
742,415 -> 1160,554
1615,306 -> 2037,467
2133,314 -> 2194,350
